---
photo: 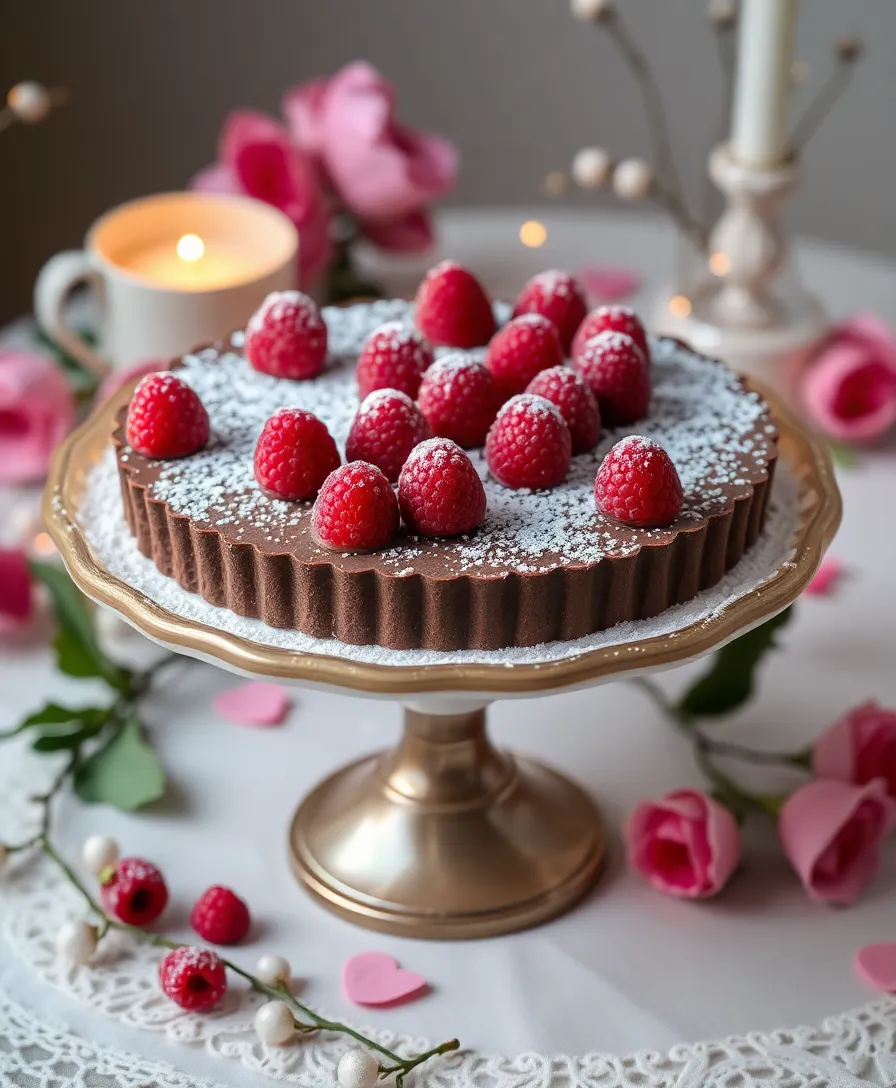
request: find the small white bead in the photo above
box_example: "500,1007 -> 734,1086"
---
612,158 -> 653,201
81,835 -> 120,876
570,0 -> 614,21
7,81 -> 52,124
254,1000 -> 295,1046
255,954 -> 291,986
56,920 -> 98,966
337,1049 -> 380,1088
572,147 -> 612,190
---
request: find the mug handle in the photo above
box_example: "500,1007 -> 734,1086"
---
34,251 -> 110,378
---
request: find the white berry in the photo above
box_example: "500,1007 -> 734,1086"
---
256,954 -> 291,986
612,158 -> 653,201
572,147 -> 612,190
570,0 -> 615,20
337,1049 -> 379,1088
82,835 -> 119,875
254,1000 -> 295,1046
7,81 -> 52,124
56,920 -> 98,966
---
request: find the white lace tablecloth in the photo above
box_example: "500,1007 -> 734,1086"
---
3,208 -> 896,1087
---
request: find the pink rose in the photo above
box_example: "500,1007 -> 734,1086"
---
0,547 -> 33,633
779,778 -> 895,905
191,110 -> 332,286
813,701 -> 896,799
97,358 -> 168,404
624,788 -> 741,899
360,209 -> 436,254
801,313 -> 896,443
0,350 -> 75,484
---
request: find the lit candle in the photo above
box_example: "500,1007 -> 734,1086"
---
124,232 -> 255,291
730,0 -> 797,167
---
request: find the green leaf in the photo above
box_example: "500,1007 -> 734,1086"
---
33,327 -> 100,398
828,440 -> 860,470
32,707 -> 109,751
52,626 -> 105,679
74,714 -> 165,811
2,702 -> 93,740
677,607 -> 793,719
33,728 -> 94,752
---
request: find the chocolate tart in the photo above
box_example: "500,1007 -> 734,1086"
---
113,300 -> 778,651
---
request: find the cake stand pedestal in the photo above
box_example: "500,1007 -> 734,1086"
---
43,383 -> 840,939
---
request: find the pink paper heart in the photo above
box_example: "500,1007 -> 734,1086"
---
212,682 -> 291,727
342,951 -> 428,1007
856,943 -> 896,992
577,266 -> 641,303
804,556 -> 844,597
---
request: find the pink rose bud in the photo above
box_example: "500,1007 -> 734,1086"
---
0,350 -> 75,484
624,788 -> 741,899
0,547 -> 33,633
778,778 -> 895,906
813,701 -> 896,800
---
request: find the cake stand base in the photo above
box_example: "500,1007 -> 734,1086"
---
288,703 -> 606,939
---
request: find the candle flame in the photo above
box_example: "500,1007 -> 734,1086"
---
519,220 -> 548,248
668,295 -> 692,319
176,234 -> 205,262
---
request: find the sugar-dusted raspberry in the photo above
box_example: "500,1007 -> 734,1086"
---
485,393 -> 572,490
244,290 -> 327,380
356,321 -> 434,400
253,408 -> 340,501
417,355 -> 499,449
99,857 -> 169,927
398,438 -> 487,537
126,373 -> 210,460
572,304 -> 650,363
190,885 -> 251,945
415,260 -> 496,348
512,270 -> 588,352
594,435 -> 683,528
345,389 -> 430,483
574,330 -> 650,426
159,946 -> 227,1011
311,461 -> 399,552
525,366 -> 601,453
485,313 -> 564,401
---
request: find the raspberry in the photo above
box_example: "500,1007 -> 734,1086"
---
415,260 -> 496,348
485,394 -> 572,490
572,304 -> 649,363
190,885 -> 251,945
417,355 -> 499,449
159,946 -> 227,1011
311,462 -> 399,552
512,270 -> 588,352
99,857 -> 169,926
126,373 -> 209,460
245,290 -> 327,380
594,435 -> 683,528
525,367 -> 601,453
356,321 -> 434,400
345,389 -> 430,483
485,313 -> 564,402
398,438 -> 487,537
574,330 -> 651,426
253,408 -> 340,501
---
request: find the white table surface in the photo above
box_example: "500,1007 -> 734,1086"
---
2,207 -> 896,1086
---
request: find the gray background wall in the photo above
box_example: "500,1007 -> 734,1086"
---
1,0 -> 892,325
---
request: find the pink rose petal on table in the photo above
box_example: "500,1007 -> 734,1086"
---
577,267 -> 641,303
813,701 -> 896,800
856,943 -> 896,992
342,952 -> 428,1007
804,556 -> 844,597
213,682 -> 291,727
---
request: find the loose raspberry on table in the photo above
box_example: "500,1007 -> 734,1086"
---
253,408 -> 340,501
126,373 -> 210,460
525,366 -> 601,453
417,355 -> 499,448
159,946 -> 227,1011
485,313 -> 564,401
415,260 -> 496,348
311,461 -> 399,552
356,321 -> 434,400
398,437 -> 487,537
574,330 -> 650,426
345,389 -> 430,483
512,270 -> 588,352
485,393 -> 572,490
572,304 -> 650,363
99,857 -> 169,926
245,290 -> 328,380
594,435 -> 683,528
190,885 -> 251,945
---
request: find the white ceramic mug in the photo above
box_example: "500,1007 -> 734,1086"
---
35,192 -> 299,376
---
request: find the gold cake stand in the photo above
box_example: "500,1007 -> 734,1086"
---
44,384 -> 840,940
